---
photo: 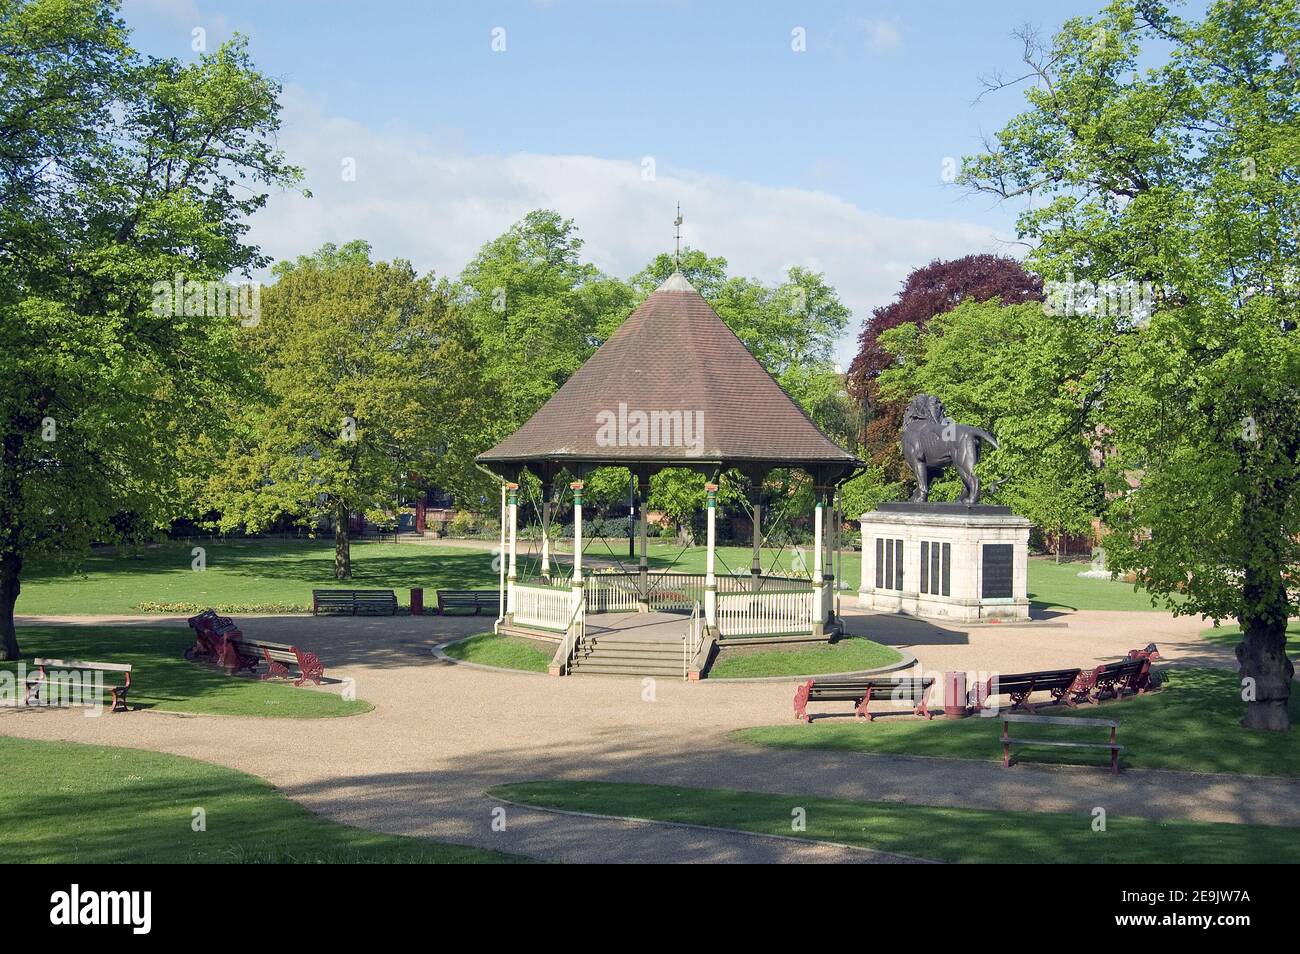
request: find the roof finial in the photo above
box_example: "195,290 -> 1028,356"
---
673,202 -> 683,271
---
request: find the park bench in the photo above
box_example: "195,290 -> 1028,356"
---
228,634 -> 326,686
186,609 -> 241,663
793,676 -> 935,722
24,658 -> 133,713
436,589 -> 501,616
973,667 -> 1085,713
1088,653 -> 1158,701
311,588 -> 398,616
1001,714 -> 1122,774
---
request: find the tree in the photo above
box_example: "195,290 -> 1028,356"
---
454,211 -> 634,502
876,300 -> 1105,553
0,1 -> 300,659
962,0 -> 1299,729
203,246 -> 479,579
847,255 -> 1043,479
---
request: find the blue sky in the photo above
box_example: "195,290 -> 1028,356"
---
122,0 -> 1111,361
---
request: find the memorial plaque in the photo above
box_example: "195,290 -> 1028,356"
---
982,544 -> 1013,599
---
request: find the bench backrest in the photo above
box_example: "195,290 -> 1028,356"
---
313,589 -> 395,599
810,677 -> 932,694
1002,713 -> 1119,728
229,636 -> 295,653
33,658 -> 132,673
990,668 -> 1081,692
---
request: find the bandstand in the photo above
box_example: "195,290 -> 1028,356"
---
476,270 -> 862,678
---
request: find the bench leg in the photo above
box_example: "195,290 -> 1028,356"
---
793,680 -> 813,722
855,686 -> 875,721
1002,728 -> 1012,768
111,686 -> 128,713
1110,726 -> 1119,774
914,683 -> 934,720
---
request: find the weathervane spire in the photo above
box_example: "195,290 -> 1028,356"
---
673,202 -> 683,270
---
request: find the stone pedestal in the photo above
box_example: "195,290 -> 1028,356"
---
859,502 -> 1031,622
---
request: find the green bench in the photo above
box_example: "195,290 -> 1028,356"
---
311,588 -> 397,616
25,658 -> 133,712
436,589 -> 501,616
1001,713 -> 1122,773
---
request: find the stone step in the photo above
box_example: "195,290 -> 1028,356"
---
572,662 -> 686,676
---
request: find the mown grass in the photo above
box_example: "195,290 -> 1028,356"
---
443,632 -> 552,673
735,668 -> 1300,777
1,737 -> 522,863
709,637 -> 901,679
18,538 -> 1178,617
1200,622 -> 1300,657
490,780 -> 1300,863
3,626 -> 371,718
16,538 -> 494,615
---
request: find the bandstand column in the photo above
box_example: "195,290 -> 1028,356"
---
811,491 -> 825,636
704,482 -> 718,629
750,497 -> 762,590
496,483 -> 507,626
506,482 -> 519,617
539,485 -> 553,581
570,481 -> 585,613
637,479 -> 650,612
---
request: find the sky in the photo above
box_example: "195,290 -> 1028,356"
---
120,0 -> 1109,364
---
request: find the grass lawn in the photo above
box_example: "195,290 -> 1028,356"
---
18,536 -> 1176,617
3,626 -> 370,718
736,668 -> 1300,777
16,538 -> 496,615
1201,622 -> 1300,657
708,637 -> 901,679
490,780 -> 1300,863
443,632 -> 552,673
1,736 -> 519,863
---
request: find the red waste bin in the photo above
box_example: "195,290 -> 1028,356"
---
410,587 -> 424,617
943,671 -> 969,719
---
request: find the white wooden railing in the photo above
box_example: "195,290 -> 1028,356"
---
587,573 -> 638,613
682,600 -> 703,680
716,589 -> 815,637
513,580 -> 574,631
552,592 -> 587,675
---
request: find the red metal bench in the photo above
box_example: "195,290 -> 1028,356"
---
229,634 -> 326,686
794,676 -> 934,722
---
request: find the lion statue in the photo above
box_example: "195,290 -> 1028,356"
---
901,394 -> 999,504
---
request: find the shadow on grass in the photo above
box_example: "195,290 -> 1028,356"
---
0,737 -> 519,864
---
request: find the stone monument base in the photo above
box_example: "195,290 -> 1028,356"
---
859,502 -> 1031,622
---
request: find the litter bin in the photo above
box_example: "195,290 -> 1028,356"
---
943,670 -> 969,719
410,587 -> 424,617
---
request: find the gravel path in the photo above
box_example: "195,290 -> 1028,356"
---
6,605 -> 1291,864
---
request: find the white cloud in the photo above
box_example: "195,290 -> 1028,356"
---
248,87 -> 1003,364
860,17 -> 903,53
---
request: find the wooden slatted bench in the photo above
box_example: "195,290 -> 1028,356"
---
1001,714 -> 1122,774
229,635 -> 326,686
24,658 -> 133,712
436,589 -> 501,616
974,667 -> 1084,713
794,676 -> 935,723
311,588 -> 397,616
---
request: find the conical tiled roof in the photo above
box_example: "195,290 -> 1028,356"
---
477,272 -> 860,476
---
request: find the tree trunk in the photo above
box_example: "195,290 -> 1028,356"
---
1237,468 -> 1294,731
0,552 -> 21,661
333,502 -> 352,580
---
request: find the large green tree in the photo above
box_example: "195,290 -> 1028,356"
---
876,299 -> 1105,554
963,0 -> 1299,729
0,0 -> 300,659
203,244 -> 480,579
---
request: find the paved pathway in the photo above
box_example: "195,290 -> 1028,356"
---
5,605 -> 1292,864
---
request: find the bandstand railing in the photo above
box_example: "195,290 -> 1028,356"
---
513,579 -> 573,630
716,588 -> 816,638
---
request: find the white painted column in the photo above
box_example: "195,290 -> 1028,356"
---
496,483 -> 507,627
637,481 -> 650,612
750,499 -> 762,590
811,492 -> 825,633
506,482 -> 519,617
539,489 -> 552,581
704,482 -> 718,629
570,481 -> 585,616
